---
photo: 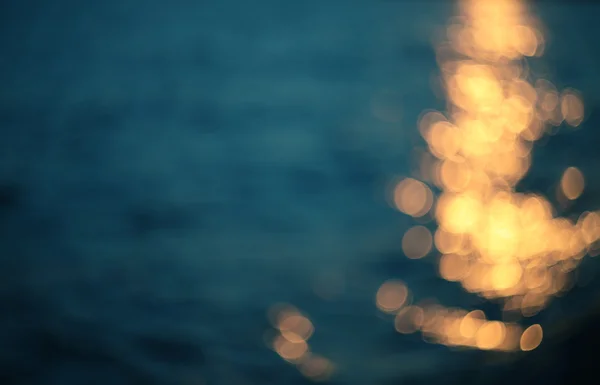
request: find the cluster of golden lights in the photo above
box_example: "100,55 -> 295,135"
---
266,304 -> 334,381
376,279 -> 543,351
267,1 -> 593,379
385,0 -> 594,352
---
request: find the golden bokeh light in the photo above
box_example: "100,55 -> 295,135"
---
413,0 -> 594,307
578,211 -> 600,245
268,304 -> 335,377
402,226 -> 433,259
459,310 -> 485,339
490,262 -> 523,291
376,280 -> 409,313
497,324 -> 523,352
561,90 -> 585,127
439,253 -> 471,282
434,229 -> 465,254
475,321 -> 506,350
273,335 -> 308,361
394,305 -> 425,334
391,302 -> 524,352
520,324 -> 543,351
279,314 -> 314,343
297,354 -> 335,382
393,178 -> 434,217
560,167 -> 585,200
385,0 -> 595,354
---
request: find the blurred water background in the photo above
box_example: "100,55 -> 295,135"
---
1,0 -> 600,384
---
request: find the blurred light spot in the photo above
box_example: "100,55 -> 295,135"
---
578,211 -> 600,244
273,335 -> 308,361
520,324 -> 543,351
418,151 -> 439,183
393,178 -> 434,217
434,229 -> 465,254
520,293 -> 547,317
386,0 -> 593,354
439,160 -> 472,192
490,262 -> 522,290
376,280 -> 409,313
560,90 -> 584,127
402,226 -> 433,259
439,253 -> 471,282
279,314 -> 314,343
512,25 -> 539,57
428,121 -> 463,160
475,321 -> 506,350
523,267 -> 550,291
459,310 -> 485,338
497,324 -> 523,352
560,167 -> 584,200
395,305 -> 425,334
541,91 -> 559,112
298,354 -> 334,382
419,110 -> 448,139
436,193 -> 481,234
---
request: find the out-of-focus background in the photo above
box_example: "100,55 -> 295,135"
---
1,0 -> 600,384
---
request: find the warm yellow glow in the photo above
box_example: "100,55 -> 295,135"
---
439,160 -> 472,192
279,314 -> 314,343
520,324 -> 543,351
273,335 -> 308,361
459,310 -> 485,338
475,321 -> 506,350
490,262 -> 523,290
561,167 -> 585,200
439,253 -> 471,282
269,304 -> 334,377
376,280 -> 409,313
561,90 -> 585,127
578,211 -> 600,244
521,293 -> 547,317
434,229 -> 465,254
408,0 -> 593,316
385,0 -> 591,354
393,178 -> 434,217
497,324 -> 524,352
512,25 -> 539,56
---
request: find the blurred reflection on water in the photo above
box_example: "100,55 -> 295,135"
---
1,0 -> 600,384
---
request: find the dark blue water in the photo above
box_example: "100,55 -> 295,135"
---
2,1 -> 600,384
